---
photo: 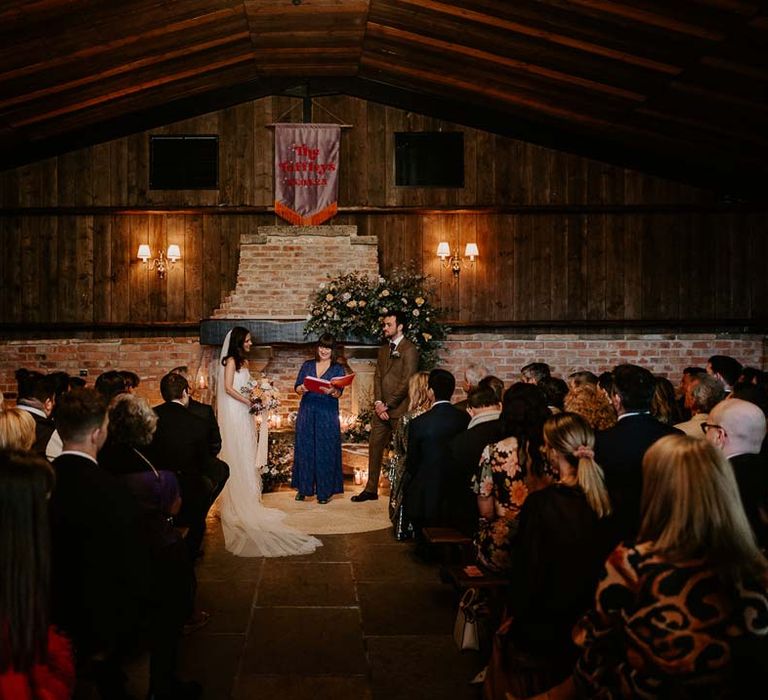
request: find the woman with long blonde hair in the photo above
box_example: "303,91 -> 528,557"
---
574,435 -> 768,697
388,371 -> 430,540
0,407 -> 37,451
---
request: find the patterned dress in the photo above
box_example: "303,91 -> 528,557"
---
574,542 -> 768,698
387,408 -> 427,540
291,360 -> 346,501
471,436 -> 548,573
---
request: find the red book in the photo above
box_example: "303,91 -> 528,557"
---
303,373 -> 355,394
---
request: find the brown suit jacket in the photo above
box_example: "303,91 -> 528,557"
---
373,337 -> 419,419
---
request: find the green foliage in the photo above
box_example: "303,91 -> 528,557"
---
262,431 -> 294,493
304,264 -> 448,370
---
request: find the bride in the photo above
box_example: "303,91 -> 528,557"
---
216,326 -> 322,557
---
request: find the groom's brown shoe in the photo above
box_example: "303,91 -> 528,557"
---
351,491 -> 378,502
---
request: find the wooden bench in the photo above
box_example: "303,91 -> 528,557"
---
422,526 -> 473,565
444,563 -> 510,593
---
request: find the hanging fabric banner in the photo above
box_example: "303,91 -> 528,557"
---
274,123 -> 340,225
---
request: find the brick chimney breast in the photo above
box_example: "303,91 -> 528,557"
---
212,226 -> 379,320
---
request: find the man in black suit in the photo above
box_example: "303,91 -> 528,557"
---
444,385 -> 505,537
595,363 -> 681,543
404,369 -> 470,539
170,365 -> 229,502
706,397 -> 768,549
49,388 -> 151,699
149,373 -> 214,560
15,368 -> 62,459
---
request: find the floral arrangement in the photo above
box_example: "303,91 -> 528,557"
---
342,401 -> 374,444
240,374 -> 280,414
304,264 -> 448,370
261,432 -> 294,493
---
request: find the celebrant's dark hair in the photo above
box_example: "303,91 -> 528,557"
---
222,326 -> 250,371
315,333 -> 340,364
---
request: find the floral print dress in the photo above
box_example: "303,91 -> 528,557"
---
472,436 -> 534,573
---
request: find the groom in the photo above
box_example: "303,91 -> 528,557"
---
352,311 -> 419,502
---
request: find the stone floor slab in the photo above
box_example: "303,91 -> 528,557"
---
233,674 -> 371,700
257,561 -> 356,606
195,579 -> 258,634
351,543 -> 436,582
178,632 -> 245,700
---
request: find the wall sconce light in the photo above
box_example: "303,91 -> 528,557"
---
436,241 -> 479,277
137,244 -> 181,279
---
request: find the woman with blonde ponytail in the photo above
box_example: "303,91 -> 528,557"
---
486,412 -> 615,697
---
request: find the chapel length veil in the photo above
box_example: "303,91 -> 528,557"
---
215,330 -> 322,557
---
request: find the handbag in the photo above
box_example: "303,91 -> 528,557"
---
453,587 -> 482,651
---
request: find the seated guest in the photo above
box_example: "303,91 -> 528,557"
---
674,372 -> 724,437
564,383 -> 616,431
403,369 -> 469,541
454,363 -> 491,411
100,394 -> 201,700
486,413 -> 614,697
650,375 -> 683,425
705,397 -> 768,550
0,450 -> 75,700
94,370 -> 127,403
520,362 -> 550,385
49,389 -> 151,699
387,371 -> 431,541
539,375 -> 568,413
574,435 -> 768,697
170,365 -> 229,503
149,373 -> 214,561
595,364 -> 681,544
0,406 -> 36,451
478,374 -> 504,403
15,369 -> 62,460
707,354 -> 743,394
472,383 -> 552,574
445,385 -> 504,537
567,370 -> 598,390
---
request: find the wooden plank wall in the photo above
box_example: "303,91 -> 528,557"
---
1,95 -> 765,328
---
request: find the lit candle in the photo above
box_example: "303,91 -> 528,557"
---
274,414 -> 282,429
198,374 -> 206,389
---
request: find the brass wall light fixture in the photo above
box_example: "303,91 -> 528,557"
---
137,244 -> 181,279
437,241 -> 478,277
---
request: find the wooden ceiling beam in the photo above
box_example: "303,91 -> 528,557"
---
366,22 -> 645,101
392,0 -> 682,73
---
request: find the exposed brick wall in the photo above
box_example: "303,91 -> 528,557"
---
2,334 -> 765,412
213,226 -> 379,319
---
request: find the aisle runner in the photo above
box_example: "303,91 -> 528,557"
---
262,484 -> 389,535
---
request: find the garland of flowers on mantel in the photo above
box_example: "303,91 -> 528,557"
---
304,265 -> 449,370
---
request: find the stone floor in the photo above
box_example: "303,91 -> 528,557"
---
125,513 -> 486,699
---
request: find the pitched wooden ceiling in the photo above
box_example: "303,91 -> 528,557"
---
1,0 -> 766,196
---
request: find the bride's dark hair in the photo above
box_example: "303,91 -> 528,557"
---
221,326 -> 250,371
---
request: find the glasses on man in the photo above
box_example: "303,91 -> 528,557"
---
701,422 -> 727,436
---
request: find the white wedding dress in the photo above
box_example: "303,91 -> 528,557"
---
216,333 -> 322,557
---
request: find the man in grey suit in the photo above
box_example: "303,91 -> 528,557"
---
352,311 -> 419,501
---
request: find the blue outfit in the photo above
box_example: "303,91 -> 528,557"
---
292,360 -> 345,500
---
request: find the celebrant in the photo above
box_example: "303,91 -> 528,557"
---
292,334 -> 352,504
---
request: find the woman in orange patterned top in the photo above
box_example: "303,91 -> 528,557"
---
574,434 -> 768,698
471,383 -> 553,573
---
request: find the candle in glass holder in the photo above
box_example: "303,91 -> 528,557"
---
353,468 -> 362,485
274,414 -> 282,429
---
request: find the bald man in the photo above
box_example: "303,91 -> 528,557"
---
705,398 -> 768,548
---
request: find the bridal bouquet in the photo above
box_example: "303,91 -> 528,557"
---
240,374 -> 280,415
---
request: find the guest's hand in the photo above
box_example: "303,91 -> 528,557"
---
296,385 -> 306,395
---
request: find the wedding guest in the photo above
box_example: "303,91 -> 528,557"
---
444,385 -> 504,537
574,435 -> 768,697
539,375 -> 568,413
454,363 -> 491,411
676,366 -> 705,421
49,388 -> 150,699
486,413 -> 613,697
567,370 -> 598,390
650,375 -> 683,425
94,370 -> 127,403
353,312 -> 419,502
68,376 -> 86,390
119,370 -> 140,394
387,371 -> 431,540
674,372 -> 724,437
169,366 -> 229,503
521,362 -> 550,385
0,450 -> 75,700
596,371 -> 613,399
403,369 -> 469,542
472,383 -> 552,573
0,406 -> 36,451
149,373 -> 214,560
292,334 -> 346,504
707,354 -> 743,393
478,374 -> 504,403
564,383 -> 617,431
15,369 -> 62,460
100,394 -> 201,700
